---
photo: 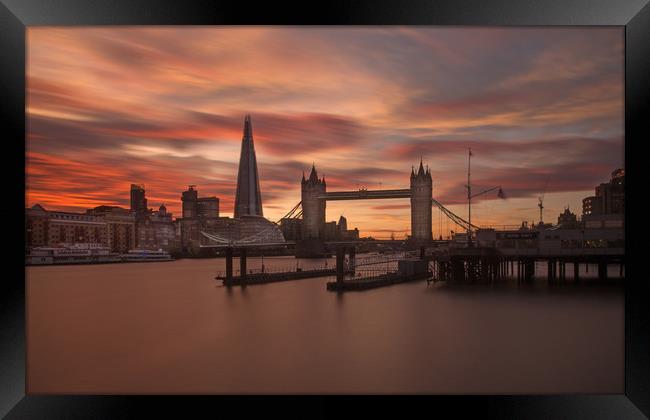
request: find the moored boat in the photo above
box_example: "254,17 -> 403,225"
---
120,249 -> 174,262
26,243 -> 121,265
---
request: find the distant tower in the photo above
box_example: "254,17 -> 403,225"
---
234,114 -> 263,218
338,215 -> 348,232
301,164 -> 326,239
181,185 -> 198,218
130,184 -> 147,215
410,159 -> 433,241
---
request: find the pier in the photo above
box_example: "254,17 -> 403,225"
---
215,245 -> 354,286
326,271 -> 431,291
217,267 -> 351,287
211,240 -> 623,291
426,247 -> 625,284
326,245 -> 432,292
215,244 -> 433,290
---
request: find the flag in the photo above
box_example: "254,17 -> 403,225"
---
497,188 -> 506,199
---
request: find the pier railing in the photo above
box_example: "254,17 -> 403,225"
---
215,264 -> 340,279
354,251 -> 420,267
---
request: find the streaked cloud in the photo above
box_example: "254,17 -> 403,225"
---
26,27 -> 623,237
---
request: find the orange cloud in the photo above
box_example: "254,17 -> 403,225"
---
26,27 -> 624,237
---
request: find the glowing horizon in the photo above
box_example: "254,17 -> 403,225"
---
26,27 -> 624,238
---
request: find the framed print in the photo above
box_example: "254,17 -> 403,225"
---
1,0 -> 649,418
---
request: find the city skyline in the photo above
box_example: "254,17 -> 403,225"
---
26,27 -> 624,237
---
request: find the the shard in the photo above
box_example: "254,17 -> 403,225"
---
234,114 -> 264,218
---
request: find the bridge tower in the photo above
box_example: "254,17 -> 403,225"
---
301,164 -> 326,239
410,159 -> 433,241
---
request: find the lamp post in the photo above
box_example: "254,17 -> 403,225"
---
465,148 -> 505,247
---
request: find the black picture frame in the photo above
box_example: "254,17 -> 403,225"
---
1,0 -> 648,418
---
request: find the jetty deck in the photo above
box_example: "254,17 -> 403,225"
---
326,271 -> 431,292
218,268 -> 353,286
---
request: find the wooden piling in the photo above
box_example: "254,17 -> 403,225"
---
527,259 -> 534,281
225,247 -> 233,285
598,260 -> 607,281
336,246 -> 345,284
240,247 -> 247,285
349,246 -> 356,271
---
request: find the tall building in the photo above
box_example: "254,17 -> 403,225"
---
582,168 -> 625,230
582,168 -> 625,216
410,159 -> 433,241
180,185 -> 219,220
301,165 -> 326,239
181,185 -> 199,218
178,185 -> 221,251
130,184 -> 147,217
197,197 -> 219,218
234,114 -> 264,218
338,215 -> 348,232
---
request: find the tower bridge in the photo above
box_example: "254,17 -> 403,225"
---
302,159 -> 433,241
201,157 -> 476,252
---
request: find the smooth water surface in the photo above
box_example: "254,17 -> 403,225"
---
27,256 -> 623,394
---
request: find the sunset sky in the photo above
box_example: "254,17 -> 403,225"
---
26,27 -> 624,238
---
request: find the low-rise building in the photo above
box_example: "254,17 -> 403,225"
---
476,223 -> 624,252
138,204 -> 176,250
26,204 -> 136,253
280,217 -> 303,241
557,207 -> 580,229
322,221 -> 338,241
319,215 -> 360,241
26,204 -> 107,250
178,185 -> 222,251
86,205 -> 137,253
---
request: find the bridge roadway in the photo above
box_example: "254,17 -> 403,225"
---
319,188 -> 412,200
315,189 -> 477,232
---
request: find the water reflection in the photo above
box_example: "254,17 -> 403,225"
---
26,255 -> 623,394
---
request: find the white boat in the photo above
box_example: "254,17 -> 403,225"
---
120,249 -> 174,262
26,243 -> 121,265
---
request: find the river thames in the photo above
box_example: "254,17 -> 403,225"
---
26,255 -> 623,394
